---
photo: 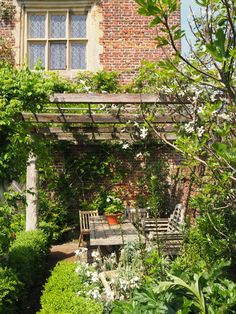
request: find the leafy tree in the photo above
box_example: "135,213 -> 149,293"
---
134,0 -> 236,265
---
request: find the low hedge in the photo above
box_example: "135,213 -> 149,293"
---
39,261 -> 103,314
8,229 -> 49,289
0,266 -> 22,314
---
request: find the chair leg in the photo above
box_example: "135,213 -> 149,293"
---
78,233 -> 83,247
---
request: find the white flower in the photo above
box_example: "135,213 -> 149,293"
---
197,126 -> 205,137
86,270 -> 92,277
140,126 -> 149,139
130,276 -> 140,288
119,278 -> 128,291
210,93 -> 217,102
84,85 -> 91,92
218,113 -> 231,121
184,121 -> 195,134
91,250 -> 100,259
122,143 -> 129,149
91,272 -> 99,283
87,287 -> 101,299
74,247 -> 88,256
110,252 -> 116,259
75,267 -> 81,273
197,106 -> 204,114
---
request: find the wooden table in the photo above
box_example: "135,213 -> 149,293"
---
89,216 -> 144,246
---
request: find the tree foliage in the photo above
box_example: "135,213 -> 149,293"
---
134,0 -> 236,265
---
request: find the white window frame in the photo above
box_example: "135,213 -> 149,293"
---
25,9 -> 88,71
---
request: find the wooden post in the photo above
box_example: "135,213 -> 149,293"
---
26,153 -> 39,231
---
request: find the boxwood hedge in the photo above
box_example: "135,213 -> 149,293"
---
39,261 -> 103,314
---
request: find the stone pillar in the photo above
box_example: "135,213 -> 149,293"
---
26,153 -> 39,231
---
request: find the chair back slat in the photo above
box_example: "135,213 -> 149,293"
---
127,208 -> 148,223
167,204 -> 185,232
79,210 -> 98,232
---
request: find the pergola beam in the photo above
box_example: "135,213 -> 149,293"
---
22,113 -> 187,124
50,93 -> 190,104
39,125 -> 175,134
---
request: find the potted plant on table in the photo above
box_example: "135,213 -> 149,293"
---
104,196 -> 125,225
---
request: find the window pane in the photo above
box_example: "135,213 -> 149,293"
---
71,43 -> 86,69
50,15 -> 66,38
29,43 -> 45,69
29,15 -> 45,38
50,43 -> 66,70
71,15 -> 86,38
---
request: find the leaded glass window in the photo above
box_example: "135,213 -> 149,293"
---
29,43 -> 45,69
50,15 -> 66,38
29,15 -> 45,38
71,15 -> 87,38
50,43 -> 66,70
71,43 -> 86,69
27,11 -> 87,70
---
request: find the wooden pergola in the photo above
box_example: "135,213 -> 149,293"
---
22,93 -> 190,231
22,93 -> 190,143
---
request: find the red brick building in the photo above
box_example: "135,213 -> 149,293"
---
0,0 -> 180,81
1,1 -> 191,212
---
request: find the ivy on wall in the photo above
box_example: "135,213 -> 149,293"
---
0,0 -> 16,21
0,38 -> 15,65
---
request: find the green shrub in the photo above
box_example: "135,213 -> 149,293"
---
76,70 -> 120,93
0,266 -> 22,314
39,261 -> 103,314
8,230 -> 49,289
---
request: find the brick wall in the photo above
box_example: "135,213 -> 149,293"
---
0,0 -> 180,81
98,0 -> 180,83
0,0 -> 16,49
53,143 -> 193,216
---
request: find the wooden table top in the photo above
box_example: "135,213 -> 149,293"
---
89,216 -> 144,246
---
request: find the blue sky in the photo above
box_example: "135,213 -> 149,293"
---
181,0 -> 199,53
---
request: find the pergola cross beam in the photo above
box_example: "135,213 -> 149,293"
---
21,93 -> 190,142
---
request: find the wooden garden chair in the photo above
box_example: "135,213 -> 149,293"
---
142,204 -> 186,255
78,210 -> 98,247
127,207 -> 148,223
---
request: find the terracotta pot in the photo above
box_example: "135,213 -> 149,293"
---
105,213 -> 122,225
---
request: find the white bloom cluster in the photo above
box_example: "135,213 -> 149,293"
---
118,276 -> 140,291
210,91 -> 218,102
74,247 -> 88,256
91,271 -> 100,283
106,195 -> 121,204
91,250 -> 101,262
75,262 -> 89,274
218,113 -> 231,121
184,121 -> 195,133
140,126 -> 149,139
197,126 -> 205,137
79,79 -> 91,93
87,287 -> 101,299
119,278 -> 129,291
197,106 -> 204,114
